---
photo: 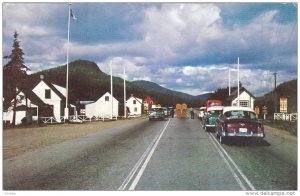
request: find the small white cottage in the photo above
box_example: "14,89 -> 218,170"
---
126,94 -> 142,116
85,92 -> 119,119
228,87 -> 255,110
32,77 -> 76,122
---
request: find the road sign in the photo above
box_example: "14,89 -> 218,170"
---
262,106 -> 267,114
280,97 -> 287,113
255,106 -> 260,115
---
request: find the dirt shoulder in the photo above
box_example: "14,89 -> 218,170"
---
264,125 -> 297,143
3,117 -> 146,160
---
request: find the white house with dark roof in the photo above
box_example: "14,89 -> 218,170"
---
227,87 -> 255,110
3,75 -> 76,124
31,76 -> 76,122
126,94 -> 143,116
85,92 -> 119,119
3,86 -> 53,125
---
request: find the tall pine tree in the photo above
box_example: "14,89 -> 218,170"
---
3,31 -> 30,126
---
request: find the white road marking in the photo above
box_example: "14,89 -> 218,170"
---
128,119 -> 170,190
208,132 -> 256,191
119,119 -> 170,190
208,133 -> 247,190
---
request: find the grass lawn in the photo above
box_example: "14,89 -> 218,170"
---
262,119 -> 297,136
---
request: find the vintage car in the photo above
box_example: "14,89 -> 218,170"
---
202,106 -> 224,131
198,107 -> 206,120
162,107 -> 172,117
148,108 -> 165,121
215,106 -> 265,143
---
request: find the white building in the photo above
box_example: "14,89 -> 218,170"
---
126,94 -> 143,116
228,87 -> 255,110
32,78 -> 76,122
85,92 -> 119,119
3,75 -> 80,125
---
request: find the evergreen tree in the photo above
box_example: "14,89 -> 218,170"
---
3,31 -> 30,126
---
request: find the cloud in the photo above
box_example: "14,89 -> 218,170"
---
2,3 -> 297,96
3,3 -> 62,37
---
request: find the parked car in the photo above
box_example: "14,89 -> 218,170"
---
205,100 -> 222,112
202,106 -> 223,132
215,106 -> 265,143
198,107 -> 206,120
148,108 -> 165,121
162,107 -> 171,117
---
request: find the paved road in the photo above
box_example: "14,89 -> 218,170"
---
3,117 -> 297,190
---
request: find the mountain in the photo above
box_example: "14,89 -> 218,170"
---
255,79 -> 297,113
132,80 -> 211,100
29,60 -> 205,113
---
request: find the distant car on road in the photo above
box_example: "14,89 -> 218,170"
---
162,107 -> 172,117
198,107 -> 206,120
202,106 -> 223,132
215,106 -> 265,143
148,108 -> 165,121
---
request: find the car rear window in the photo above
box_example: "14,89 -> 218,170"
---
224,110 -> 257,120
208,110 -> 222,115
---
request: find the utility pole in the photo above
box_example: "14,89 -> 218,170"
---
273,72 -> 277,113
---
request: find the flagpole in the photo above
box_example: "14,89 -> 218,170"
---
228,68 -> 231,96
110,60 -> 113,119
124,65 -> 126,118
237,57 -> 240,107
65,3 -> 71,121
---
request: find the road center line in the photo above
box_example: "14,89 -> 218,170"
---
209,132 -> 256,191
207,132 -> 247,191
128,119 -> 171,190
118,132 -> 156,190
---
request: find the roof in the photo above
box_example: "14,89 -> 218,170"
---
144,96 -> 153,103
207,106 -> 224,111
128,96 -> 143,104
41,80 -> 66,101
86,92 -> 119,105
3,85 -> 52,111
227,87 -> 255,101
18,88 -> 51,108
223,106 -> 255,114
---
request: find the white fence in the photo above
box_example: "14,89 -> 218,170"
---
40,115 -> 118,124
274,113 -> 297,122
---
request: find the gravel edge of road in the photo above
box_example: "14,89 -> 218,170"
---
3,117 -> 147,160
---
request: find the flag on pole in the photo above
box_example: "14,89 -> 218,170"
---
70,9 -> 77,20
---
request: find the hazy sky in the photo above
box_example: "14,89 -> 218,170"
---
2,2 -> 297,96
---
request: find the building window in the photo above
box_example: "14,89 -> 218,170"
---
45,89 -> 51,99
32,107 -> 38,116
105,96 -> 109,101
239,100 -> 249,107
134,107 -> 137,112
133,100 -> 136,104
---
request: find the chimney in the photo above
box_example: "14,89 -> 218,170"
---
131,94 -> 133,97
40,74 -> 44,80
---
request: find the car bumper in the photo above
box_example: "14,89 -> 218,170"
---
221,131 -> 265,138
205,124 -> 216,127
149,116 -> 164,119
